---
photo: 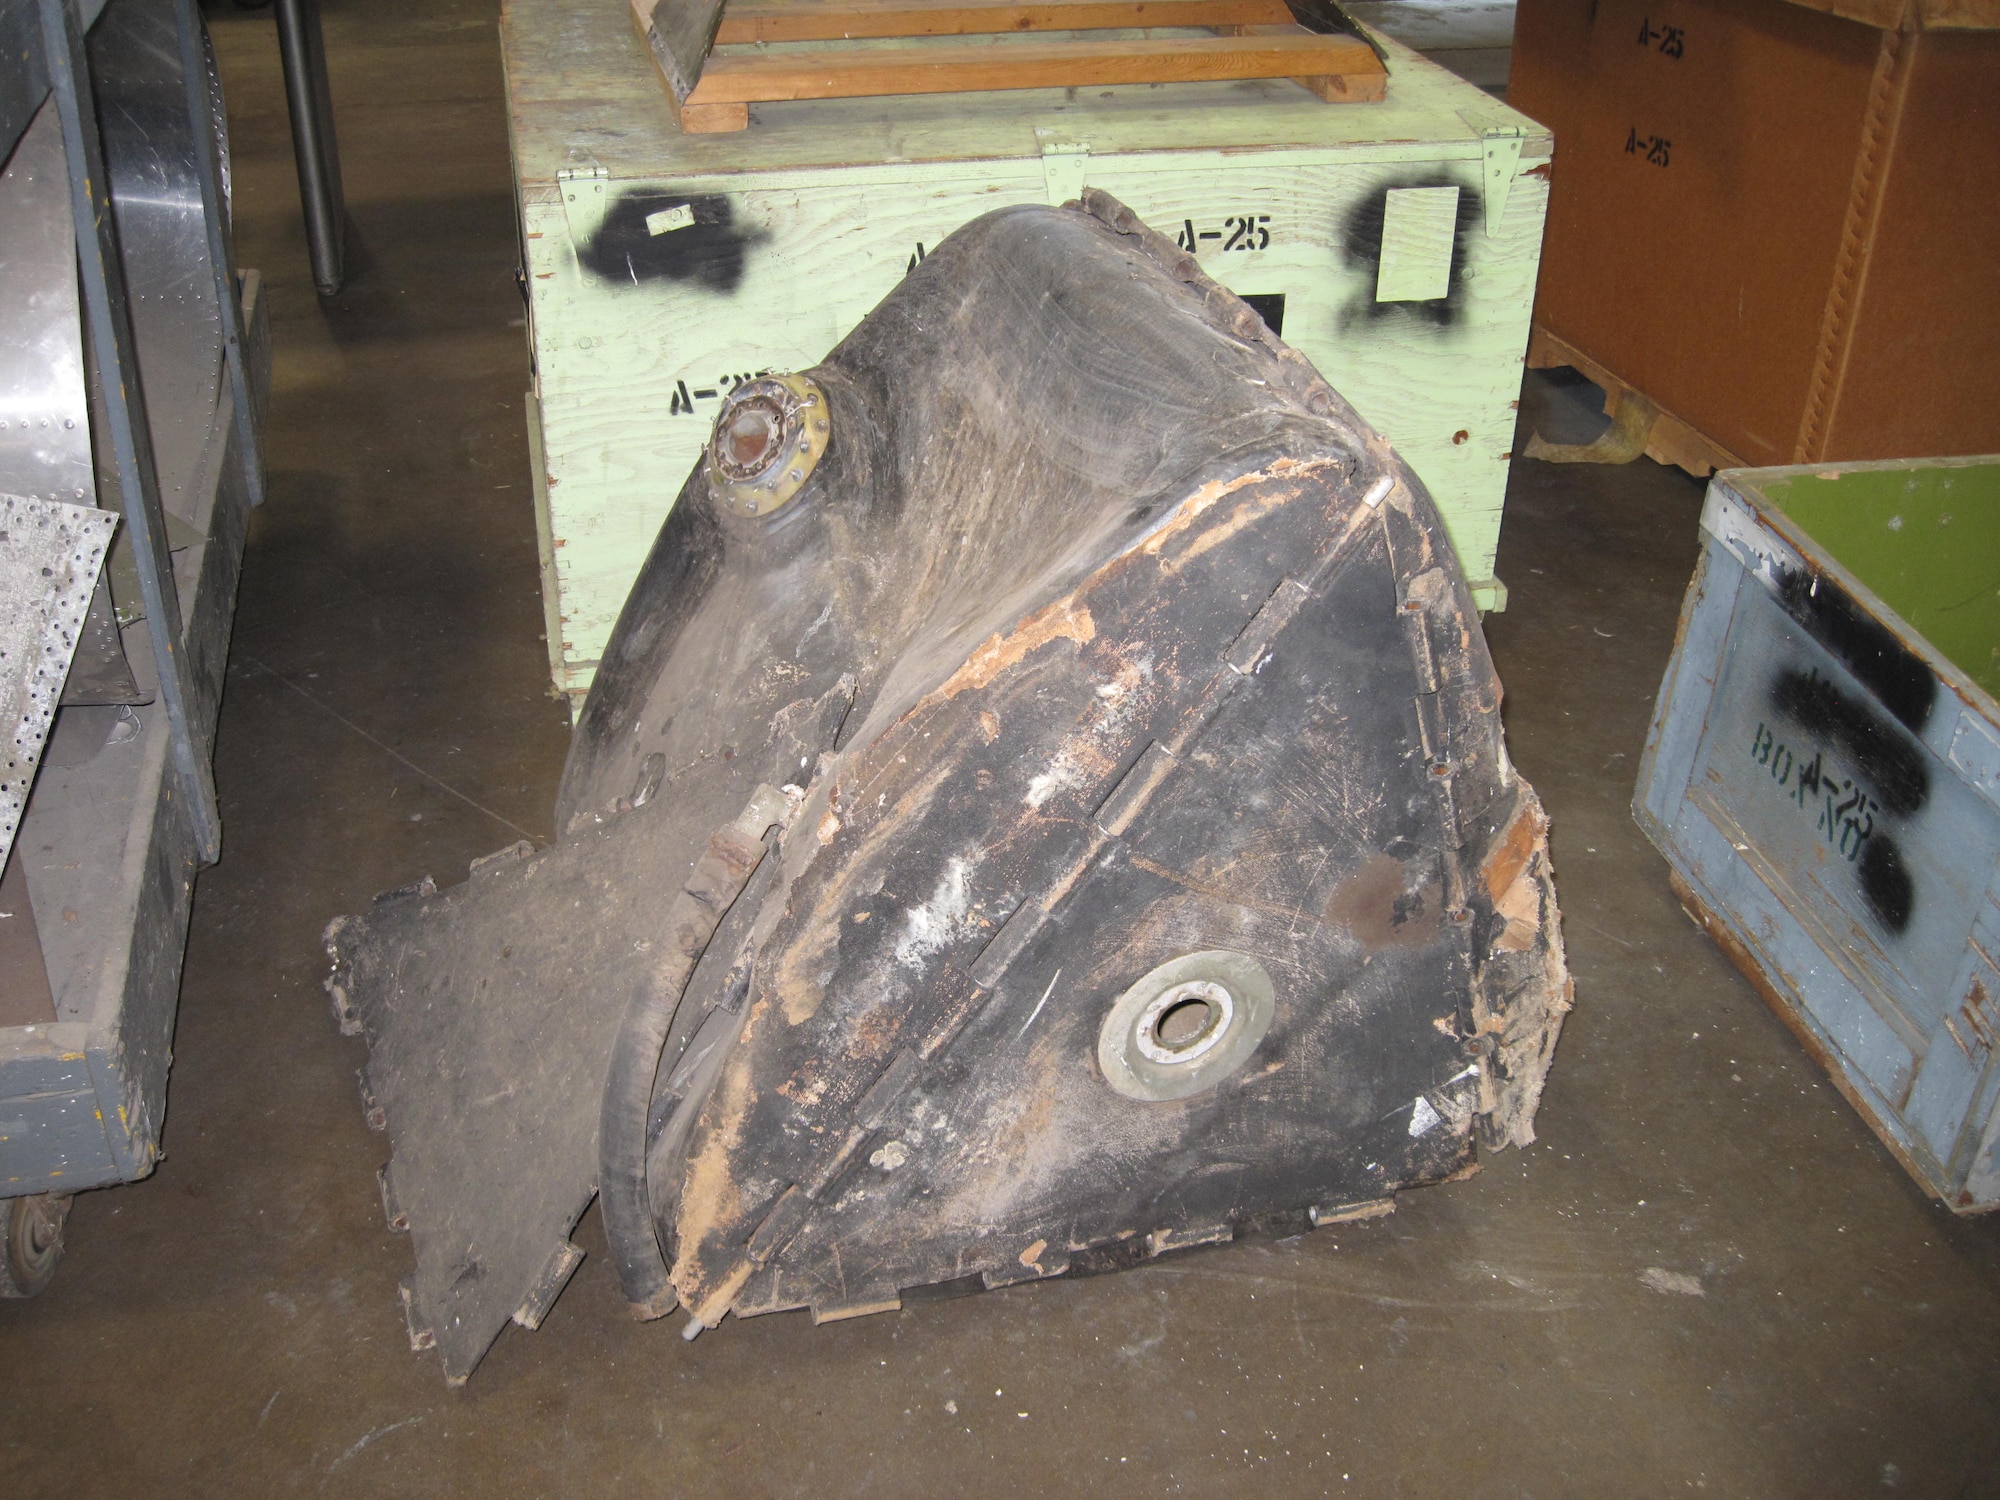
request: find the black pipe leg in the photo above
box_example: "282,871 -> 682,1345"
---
273,0 -> 344,294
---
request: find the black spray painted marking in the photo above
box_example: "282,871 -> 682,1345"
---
1858,837 -> 1914,934
1335,175 -> 1479,332
1624,129 -> 1672,167
1773,564 -> 1936,733
1770,667 -> 1929,818
580,192 -> 765,293
1636,18 -> 1686,57
1758,664 -> 1933,935
1173,214 -> 1272,253
1751,720 -> 1879,859
1748,714 -> 1917,934
669,370 -> 772,417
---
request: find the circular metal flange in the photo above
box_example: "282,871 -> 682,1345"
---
1097,950 -> 1275,1102
704,372 -> 829,519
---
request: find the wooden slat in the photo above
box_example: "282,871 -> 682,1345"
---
714,0 -> 1296,43
1218,21 -> 1386,102
670,94 -> 754,130
683,31 -> 1384,105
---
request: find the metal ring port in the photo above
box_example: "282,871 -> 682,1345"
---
704,371 -> 829,519
1098,950 -> 1274,1102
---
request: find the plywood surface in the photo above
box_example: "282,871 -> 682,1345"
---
504,1 -> 1548,698
504,0 -> 1542,179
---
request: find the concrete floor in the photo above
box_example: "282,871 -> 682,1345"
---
5,2 -> 1999,1494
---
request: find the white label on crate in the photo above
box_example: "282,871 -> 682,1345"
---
1376,187 -> 1458,302
645,204 -> 696,236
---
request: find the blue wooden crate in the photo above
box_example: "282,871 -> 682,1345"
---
1636,456 -> 2000,1211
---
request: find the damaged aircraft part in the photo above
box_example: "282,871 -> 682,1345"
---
325,190 -> 1570,1381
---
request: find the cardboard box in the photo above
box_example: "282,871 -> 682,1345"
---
1511,0 -> 2000,468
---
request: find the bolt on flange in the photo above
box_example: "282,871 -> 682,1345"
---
705,372 -> 829,519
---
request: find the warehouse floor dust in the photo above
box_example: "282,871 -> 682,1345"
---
4,3 -> 1997,1494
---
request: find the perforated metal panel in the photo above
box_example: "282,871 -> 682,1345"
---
0,493 -> 117,873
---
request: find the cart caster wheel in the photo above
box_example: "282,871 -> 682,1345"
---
0,1193 -> 71,1299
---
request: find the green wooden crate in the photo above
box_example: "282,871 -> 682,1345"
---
503,2 -> 1551,704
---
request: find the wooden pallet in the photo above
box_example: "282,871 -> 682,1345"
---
632,0 -> 1389,132
1527,324 -> 1745,479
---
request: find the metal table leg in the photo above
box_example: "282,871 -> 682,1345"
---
273,0 -> 344,296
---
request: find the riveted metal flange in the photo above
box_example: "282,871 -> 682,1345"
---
1097,950 -> 1275,1102
705,372 -> 829,519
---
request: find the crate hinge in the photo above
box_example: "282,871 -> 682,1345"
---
1480,126 -> 1525,236
556,163 -> 611,248
1036,133 -> 1090,206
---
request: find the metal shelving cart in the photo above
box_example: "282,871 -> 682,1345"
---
0,0 -> 267,1294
